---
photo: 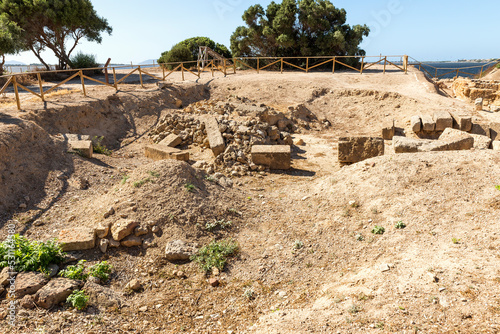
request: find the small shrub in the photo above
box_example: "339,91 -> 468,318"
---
496,185 -> 500,191
0,234 -> 65,273
496,63 -> 500,69
371,226 -> 385,235
133,178 -> 153,188
452,238 -> 461,244
185,183 -> 196,192
70,52 -> 101,75
190,239 -> 238,272
243,288 -> 255,300
395,221 -> 406,229
66,290 -> 89,310
293,240 -> 304,250
59,260 -> 87,280
92,136 -> 112,156
121,175 -> 129,184
355,234 -> 364,241
148,171 -> 160,178
348,304 -> 362,314
205,219 -> 232,231
88,261 -> 113,282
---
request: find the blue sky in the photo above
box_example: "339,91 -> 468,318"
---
7,0 -> 500,64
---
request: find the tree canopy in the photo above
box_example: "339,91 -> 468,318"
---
0,0 -> 112,70
0,13 -> 24,75
158,37 -> 232,64
230,0 -> 369,64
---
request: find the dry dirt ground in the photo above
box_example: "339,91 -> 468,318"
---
0,66 -> 500,333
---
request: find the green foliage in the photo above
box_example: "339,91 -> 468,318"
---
92,136 -> 111,155
496,64 -> 500,69
88,261 -> 112,282
0,0 -> 112,70
158,36 -> 232,66
371,226 -> 385,235
495,185 -> 500,191
230,0 -> 369,67
293,240 -> 304,249
395,221 -> 406,229
121,175 -> 129,184
59,260 -> 87,280
184,183 -> 196,192
0,13 -> 25,75
71,51 -> 98,68
205,219 -> 232,231
0,234 -> 65,273
452,238 -> 461,244
190,239 -> 239,272
66,290 -> 89,310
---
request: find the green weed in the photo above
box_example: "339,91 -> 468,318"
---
66,290 -> 89,310
121,175 -> 129,184
190,239 -> 239,272
88,261 -> 113,282
205,219 -> 232,232
371,226 -> 385,235
59,260 -> 87,280
92,136 -> 112,156
395,221 -> 406,229
185,183 -> 196,192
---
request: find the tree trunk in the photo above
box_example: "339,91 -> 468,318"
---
30,46 -> 50,71
0,55 -> 5,76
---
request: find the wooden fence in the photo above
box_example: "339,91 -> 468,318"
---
0,55 -> 410,110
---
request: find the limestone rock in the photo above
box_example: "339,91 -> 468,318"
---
0,267 -> 13,286
381,119 -> 395,140
421,115 -> 435,132
95,223 -> 111,239
15,272 -> 49,298
470,133 -> 492,149
109,239 -> 120,248
159,134 -> 182,148
20,295 -> 36,309
125,279 -> 142,291
438,128 -> 474,150
111,220 -> 138,241
134,225 -> 149,237
164,240 -> 198,261
492,141 -> 500,151
251,145 -> 291,170
433,111 -> 453,131
83,281 -> 124,308
203,116 -> 225,157
69,140 -> 93,158
411,116 -> 422,133
35,278 -> 83,309
144,145 -> 189,161
58,228 -> 96,251
120,235 -> 142,247
449,111 -> 472,132
99,239 -> 110,253
471,122 -> 490,137
338,137 -> 384,163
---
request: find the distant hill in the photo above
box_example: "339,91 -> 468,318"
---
139,59 -> 157,65
5,60 -> 26,65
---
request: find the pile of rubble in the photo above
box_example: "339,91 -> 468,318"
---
451,78 -> 500,111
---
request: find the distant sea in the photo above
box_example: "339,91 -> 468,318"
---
411,62 -> 493,79
3,63 -> 158,74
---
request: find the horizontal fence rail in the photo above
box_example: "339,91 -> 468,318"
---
7,54 -> 494,110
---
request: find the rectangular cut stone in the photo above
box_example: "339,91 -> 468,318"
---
63,134 -> 91,141
433,111 -> 453,131
159,134 -> 182,147
58,228 -> 96,251
411,116 -> 422,133
489,122 -> 500,141
470,122 -> 490,137
449,111 -> 472,132
202,116 -> 225,157
144,145 -> 189,161
251,145 -> 291,170
381,119 -> 395,140
470,134 -> 492,149
492,141 -> 500,151
421,115 -> 435,132
338,137 -> 384,163
69,140 -> 93,158
438,128 -> 474,151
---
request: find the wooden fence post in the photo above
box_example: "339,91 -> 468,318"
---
12,76 -> 21,110
211,61 -> 214,77
37,73 -> 44,101
181,63 -> 185,81
112,68 -> 118,91
138,66 -> 144,88
435,68 -> 438,78
280,58 -> 283,73
233,58 -> 236,74
332,57 -> 336,73
162,66 -> 166,80
257,58 -> 260,73
79,70 -> 86,97
480,65 -> 484,78
306,57 -> 309,73
404,55 -> 408,74
360,57 -> 365,74
384,57 -> 387,74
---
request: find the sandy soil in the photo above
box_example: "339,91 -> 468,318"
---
0,66 -> 499,333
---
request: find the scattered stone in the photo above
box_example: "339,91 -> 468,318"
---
95,223 -> 111,239
212,267 -> 220,276
449,111 -> 472,132
470,133 -> 492,149
139,306 -> 148,312
475,98 -> 483,111
151,225 -> 160,233
164,240 -> 198,261
489,122 -> 500,141
0,267 -> 13,286
87,276 -> 100,284
109,239 -> 120,248
121,235 -> 142,247
294,138 -> 305,146
470,122 -> 490,137
111,220 -> 139,241
421,115 -> 436,132
427,272 -> 439,283
380,264 -> 390,272
411,116 -> 422,133
176,271 -> 186,278
433,111 -> 453,131
15,272 -> 49,298
103,207 -> 115,219
48,264 -> 59,278
35,278 -> 83,309
58,228 -> 96,251
68,176 -> 89,190
439,287 -> 446,292
20,295 -> 36,309
203,116 -> 226,157
125,279 -> 142,291
159,133 -> 182,148
144,145 -> 189,161
18,203 -> 27,209
381,119 -> 395,140
99,239 -> 110,253
175,99 -> 183,108
157,81 -> 172,89
338,137 -> 384,163
493,141 -> 500,151
438,128 -> 474,151
69,140 -> 93,158
251,145 -> 291,170
209,278 -> 220,287
83,281 -> 123,308
134,225 -> 149,237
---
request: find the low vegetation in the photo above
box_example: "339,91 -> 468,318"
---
92,136 -> 112,156
191,239 -> 239,272
66,290 -> 89,310
59,260 -> 113,281
371,226 -> 385,235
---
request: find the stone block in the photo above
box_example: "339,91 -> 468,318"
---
69,140 -> 93,158
251,145 -> 291,170
438,128 -> 474,151
470,134 -> 492,149
203,116 -> 225,157
470,122 -> 490,137
492,141 -> 500,151
164,240 -> 198,262
489,122 -> 500,141
15,272 -> 49,298
433,111 -> 453,131
159,134 -> 182,148
120,235 -> 142,247
411,116 -> 422,133
449,111 -> 472,132
338,137 -> 384,163
393,136 -> 422,153
381,119 -> 395,140
63,134 -> 91,141
475,98 -> 483,111
421,115 -> 435,132
111,220 -> 138,241
35,278 -> 83,309
144,145 -> 189,161
58,228 -> 96,251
